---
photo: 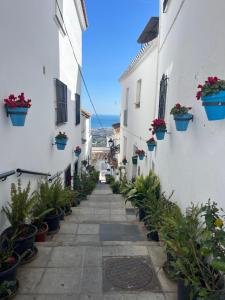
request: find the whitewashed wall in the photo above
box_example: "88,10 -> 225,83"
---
119,40 -> 158,180
154,0 -> 225,211
0,0 -> 87,229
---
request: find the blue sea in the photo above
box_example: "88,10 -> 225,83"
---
91,114 -> 120,129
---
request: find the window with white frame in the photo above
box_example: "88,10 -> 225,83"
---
55,0 -> 66,34
135,79 -> 142,108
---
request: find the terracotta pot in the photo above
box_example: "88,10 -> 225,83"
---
35,222 -> 48,242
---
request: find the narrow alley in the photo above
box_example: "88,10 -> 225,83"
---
15,184 -> 176,300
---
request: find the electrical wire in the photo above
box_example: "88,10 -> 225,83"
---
56,0 -> 103,128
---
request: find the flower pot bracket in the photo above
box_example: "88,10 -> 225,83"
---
202,101 -> 225,106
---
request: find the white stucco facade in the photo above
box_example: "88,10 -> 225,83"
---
119,40 -> 158,180
0,0 -> 88,229
120,0 -> 225,211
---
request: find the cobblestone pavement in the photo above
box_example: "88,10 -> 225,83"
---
15,184 -> 177,300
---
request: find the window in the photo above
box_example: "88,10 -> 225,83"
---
158,74 -> 168,120
123,136 -> 127,157
55,79 -> 67,125
55,0 -> 66,34
163,0 -> 169,13
75,93 -> 81,125
123,88 -> 129,127
135,79 -> 142,108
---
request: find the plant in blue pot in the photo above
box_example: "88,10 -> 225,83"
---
135,149 -> 145,161
196,76 -> 225,121
150,119 -> 167,140
146,137 -> 157,151
4,93 -> 31,126
170,103 -> 193,132
55,132 -> 68,150
74,146 -> 81,157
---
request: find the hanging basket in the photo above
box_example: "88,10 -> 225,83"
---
155,130 -> 166,140
75,151 -> 81,157
138,154 -> 145,160
202,91 -> 225,121
55,138 -> 67,150
174,113 -> 193,131
147,142 -> 156,152
6,107 -> 29,126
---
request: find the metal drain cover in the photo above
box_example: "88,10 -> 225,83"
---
103,257 -> 161,292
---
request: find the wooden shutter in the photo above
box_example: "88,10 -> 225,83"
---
75,93 -> 81,125
158,74 -> 168,120
56,79 -> 67,125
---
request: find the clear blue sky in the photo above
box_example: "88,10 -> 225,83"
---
82,0 -> 159,115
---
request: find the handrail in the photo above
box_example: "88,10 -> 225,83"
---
0,170 -> 16,181
16,169 -> 51,177
48,171 -> 63,183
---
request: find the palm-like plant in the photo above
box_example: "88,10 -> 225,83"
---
2,180 -> 36,232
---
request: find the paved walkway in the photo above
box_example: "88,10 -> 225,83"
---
15,184 -> 177,300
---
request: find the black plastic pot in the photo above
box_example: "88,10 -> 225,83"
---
139,207 -> 146,221
2,224 -> 37,255
178,279 -> 197,300
0,252 -> 20,283
44,213 -> 60,233
147,231 -> 159,242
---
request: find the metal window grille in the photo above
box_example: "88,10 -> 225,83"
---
56,79 -> 68,125
75,93 -> 81,125
158,74 -> 168,120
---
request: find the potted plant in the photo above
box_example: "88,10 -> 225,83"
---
135,149 -> 145,160
132,155 -> 138,165
196,76 -> 225,121
150,119 -> 167,140
0,281 -> 19,300
146,137 -> 157,151
170,103 -> 193,131
122,157 -> 128,165
74,146 -> 81,157
0,237 -> 20,286
1,180 -> 37,261
55,132 -> 68,150
81,160 -> 88,167
4,93 -> 31,126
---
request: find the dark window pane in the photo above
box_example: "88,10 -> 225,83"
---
56,79 -> 67,125
158,74 -> 168,120
163,0 -> 169,12
75,93 -> 81,125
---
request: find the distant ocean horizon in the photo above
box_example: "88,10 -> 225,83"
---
91,114 -> 120,129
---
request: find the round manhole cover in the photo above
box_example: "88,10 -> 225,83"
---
105,257 -> 154,290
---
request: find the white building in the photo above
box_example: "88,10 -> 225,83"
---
120,0 -> 225,211
119,29 -> 158,180
80,109 -> 92,166
0,0 -> 88,229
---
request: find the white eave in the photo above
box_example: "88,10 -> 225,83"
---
119,37 -> 158,82
74,0 -> 88,31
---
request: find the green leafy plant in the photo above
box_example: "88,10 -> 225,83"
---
196,77 -> 225,99
0,281 -> 17,298
2,180 -> 36,232
170,103 -> 192,116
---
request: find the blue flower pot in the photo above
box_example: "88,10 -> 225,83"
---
174,113 -> 193,131
202,91 -> 225,121
139,155 -> 145,160
75,152 -> 81,157
147,143 -> 156,151
155,130 -> 166,140
55,137 -> 67,150
7,107 -> 28,126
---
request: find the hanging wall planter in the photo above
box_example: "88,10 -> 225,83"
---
74,146 -> 81,157
196,77 -> 225,121
150,119 -> 167,140
4,93 -> 31,126
132,155 -> 138,165
55,132 -> 68,150
122,157 -> 128,165
170,103 -> 193,131
135,149 -> 145,160
146,137 -> 157,151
